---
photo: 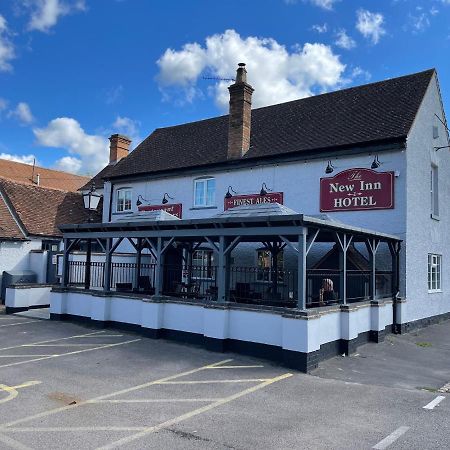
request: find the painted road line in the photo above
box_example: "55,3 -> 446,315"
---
28,344 -> 106,347
92,398 -> 226,403
423,396 -> 446,410
96,372 -> 293,450
0,355 -> 56,358
438,382 -> 450,393
0,331 -> 107,352
0,339 -> 141,369
0,321 -> 42,328
372,426 -> 410,450
0,381 -> 41,404
6,426 -> 146,433
158,379 -> 271,384
0,359 -> 234,430
205,365 -> 264,369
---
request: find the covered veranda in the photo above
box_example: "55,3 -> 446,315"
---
59,206 -> 401,311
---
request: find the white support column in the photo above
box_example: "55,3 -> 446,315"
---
297,228 -> 307,310
335,232 -> 352,305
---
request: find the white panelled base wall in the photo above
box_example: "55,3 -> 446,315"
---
50,288 -> 398,372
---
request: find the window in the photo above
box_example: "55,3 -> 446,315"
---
428,254 -> 442,292
192,250 -> 215,279
257,249 -> 284,282
194,178 -> 215,207
431,165 -> 439,218
116,188 -> 132,212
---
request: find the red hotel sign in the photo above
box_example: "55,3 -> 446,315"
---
138,203 -> 183,218
224,192 -> 284,211
320,168 -> 394,212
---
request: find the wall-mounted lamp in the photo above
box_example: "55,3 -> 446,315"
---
325,161 -> 334,174
371,155 -> 381,169
260,183 -> 271,196
136,195 -> 149,207
162,193 -> 173,204
225,186 -> 236,199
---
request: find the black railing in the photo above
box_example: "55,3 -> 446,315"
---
67,260 -> 395,308
162,264 -> 218,301
228,266 -> 296,307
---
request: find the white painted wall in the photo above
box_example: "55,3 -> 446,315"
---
6,285 -> 52,309
404,74 -> 450,323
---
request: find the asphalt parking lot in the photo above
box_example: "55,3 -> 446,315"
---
0,312 -> 448,449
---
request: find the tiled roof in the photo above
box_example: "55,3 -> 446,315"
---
105,69 -> 435,180
0,179 -> 101,239
0,193 -> 25,240
0,158 -> 91,192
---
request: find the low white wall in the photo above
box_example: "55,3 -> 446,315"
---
50,291 -> 395,355
6,285 -> 52,310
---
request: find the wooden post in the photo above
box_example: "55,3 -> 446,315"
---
84,239 -> 92,290
154,237 -> 163,296
297,230 -> 307,310
62,238 -> 70,287
337,233 -> 347,305
217,236 -> 227,302
104,238 -> 112,291
134,238 -> 142,291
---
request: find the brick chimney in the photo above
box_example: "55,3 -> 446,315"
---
227,63 -> 254,159
109,134 -> 131,164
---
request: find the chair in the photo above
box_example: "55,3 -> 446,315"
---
138,276 -> 155,295
116,282 -> 133,292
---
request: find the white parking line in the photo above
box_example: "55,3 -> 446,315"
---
158,379 -> 270,385
0,322 -> 41,328
373,426 -> 410,449
423,395 -> 445,410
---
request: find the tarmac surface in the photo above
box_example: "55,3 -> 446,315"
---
0,309 -> 448,449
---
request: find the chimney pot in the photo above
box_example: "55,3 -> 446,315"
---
227,63 -> 254,159
109,134 -> 131,164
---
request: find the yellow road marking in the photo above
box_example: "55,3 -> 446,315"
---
205,365 -> 264,369
92,398 -> 225,403
96,373 -> 293,450
0,381 -> 41,404
0,339 -> 141,369
0,331 -> 106,352
0,359 -> 233,430
158,379 -> 270,384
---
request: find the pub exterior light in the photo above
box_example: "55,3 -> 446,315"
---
82,183 -> 102,211
371,155 -> 381,169
225,186 -> 236,199
325,161 -> 334,174
136,194 -> 149,207
260,182 -> 270,196
162,193 -> 173,204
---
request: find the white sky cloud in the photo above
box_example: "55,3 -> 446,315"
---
8,102 -> 35,125
112,116 -> 141,147
25,0 -> 86,32
53,155 -> 82,173
157,29 -> 347,110
33,117 -> 109,175
309,0 -> 339,10
0,152 -> 37,165
335,29 -> 356,49
311,23 -> 328,33
0,15 -> 15,72
356,9 -> 386,44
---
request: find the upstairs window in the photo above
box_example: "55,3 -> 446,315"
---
428,254 -> 442,292
431,165 -> 439,218
116,188 -> 132,212
194,178 -> 215,207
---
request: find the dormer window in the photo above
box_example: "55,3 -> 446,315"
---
116,188 -> 132,212
194,178 -> 215,207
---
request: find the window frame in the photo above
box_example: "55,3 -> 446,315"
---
193,177 -> 216,208
431,164 -> 439,219
428,253 -> 442,293
116,188 -> 133,213
256,249 -> 284,282
191,249 -> 215,280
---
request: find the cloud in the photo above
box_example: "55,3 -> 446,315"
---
33,117 -> 109,174
351,66 -> 371,82
0,98 -> 7,115
157,29 -> 347,110
24,0 -> 86,32
335,29 -> 356,49
112,116 -> 141,147
0,15 -> 15,72
8,102 -> 35,125
356,9 -> 386,44
286,0 -> 339,10
311,23 -> 328,33
408,12 -> 430,33
53,155 -> 82,173
105,85 -> 124,105
0,152 -> 38,165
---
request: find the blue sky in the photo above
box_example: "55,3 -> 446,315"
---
0,0 -> 449,176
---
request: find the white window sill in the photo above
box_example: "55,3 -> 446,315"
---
428,289 -> 442,294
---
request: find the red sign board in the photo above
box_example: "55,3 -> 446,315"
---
138,203 -> 183,218
320,168 -> 394,212
224,192 -> 284,211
